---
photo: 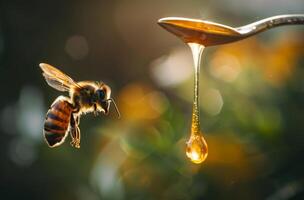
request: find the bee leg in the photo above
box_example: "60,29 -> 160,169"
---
76,115 -> 80,125
93,104 -> 98,116
70,126 -> 80,149
70,114 -> 81,148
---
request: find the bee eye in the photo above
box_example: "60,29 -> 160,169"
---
97,90 -> 106,100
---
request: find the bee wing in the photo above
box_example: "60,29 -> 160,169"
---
39,63 -> 80,91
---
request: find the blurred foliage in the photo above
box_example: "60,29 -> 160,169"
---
0,0 -> 304,200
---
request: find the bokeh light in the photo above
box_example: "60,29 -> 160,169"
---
65,35 -> 89,60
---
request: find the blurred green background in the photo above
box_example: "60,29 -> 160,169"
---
1,0 -> 304,199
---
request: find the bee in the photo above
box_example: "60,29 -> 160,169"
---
40,63 -> 120,148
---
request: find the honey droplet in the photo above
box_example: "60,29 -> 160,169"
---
186,133 -> 208,164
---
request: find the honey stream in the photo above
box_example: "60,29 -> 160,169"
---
185,43 -> 208,164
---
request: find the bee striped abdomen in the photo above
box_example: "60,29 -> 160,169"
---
44,96 -> 73,147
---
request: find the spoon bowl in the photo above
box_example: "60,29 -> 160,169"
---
158,15 -> 304,46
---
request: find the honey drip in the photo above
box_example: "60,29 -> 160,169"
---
186,43 -> 208,164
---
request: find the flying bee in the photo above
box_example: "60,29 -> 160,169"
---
40,63 -> 120,148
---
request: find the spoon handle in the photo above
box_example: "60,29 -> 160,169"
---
237,14 -> 304,36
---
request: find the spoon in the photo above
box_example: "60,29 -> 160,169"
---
158,14 -> 304,46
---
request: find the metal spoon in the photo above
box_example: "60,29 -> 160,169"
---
158,14 -> 304,46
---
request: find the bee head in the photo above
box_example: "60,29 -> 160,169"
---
95,84 -> 111,114
95,83 -> 120,118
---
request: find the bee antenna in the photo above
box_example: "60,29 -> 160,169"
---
105,98 -> 121,119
